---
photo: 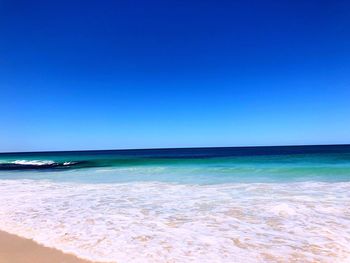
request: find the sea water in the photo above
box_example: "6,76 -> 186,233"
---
0,146 -> 350,262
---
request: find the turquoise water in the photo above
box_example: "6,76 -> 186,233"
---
1,148 -> 350,183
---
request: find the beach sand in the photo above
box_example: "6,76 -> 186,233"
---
0,230 -> 97,263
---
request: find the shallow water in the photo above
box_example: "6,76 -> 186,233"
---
0,146 -> 350,262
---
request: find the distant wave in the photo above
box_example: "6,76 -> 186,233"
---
0,160 -> 82,170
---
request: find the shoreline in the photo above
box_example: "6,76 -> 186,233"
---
0,230 -> 101,263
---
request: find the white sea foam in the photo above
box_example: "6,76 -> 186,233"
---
11,160 -> 55,166
0,180 -> 349,262
63,161 -> 76,165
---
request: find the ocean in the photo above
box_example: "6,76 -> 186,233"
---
0,145 -> 349,262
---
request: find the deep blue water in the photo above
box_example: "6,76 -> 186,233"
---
0,145 -> 350,183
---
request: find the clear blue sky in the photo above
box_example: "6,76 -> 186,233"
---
0,0 -> 349,152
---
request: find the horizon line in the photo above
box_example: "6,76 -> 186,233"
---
1,143 -> 349,155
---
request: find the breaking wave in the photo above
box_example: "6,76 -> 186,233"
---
0,160 -> 82,170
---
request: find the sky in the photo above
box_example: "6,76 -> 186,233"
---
0,0 -> 350,152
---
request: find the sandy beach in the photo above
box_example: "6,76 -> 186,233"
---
0,230 -> 96,263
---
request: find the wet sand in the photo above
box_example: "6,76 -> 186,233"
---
0,230 -> 98,263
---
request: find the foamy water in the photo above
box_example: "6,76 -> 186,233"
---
0,179 -> 349,262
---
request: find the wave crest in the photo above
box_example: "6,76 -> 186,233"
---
0,160 -> 80,170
